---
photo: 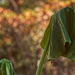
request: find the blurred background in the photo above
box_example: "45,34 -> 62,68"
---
0,0 -> 75,75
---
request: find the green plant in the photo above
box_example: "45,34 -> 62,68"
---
36,7 -> 75,75
0,59 -> 16,75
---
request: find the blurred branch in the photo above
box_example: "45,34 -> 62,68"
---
8,0 -> 18,13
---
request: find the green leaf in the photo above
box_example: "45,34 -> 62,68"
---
41,17 -> 52,49
36,6 -> 75,75
0,59 -> 16,75
41,7 -> 75,61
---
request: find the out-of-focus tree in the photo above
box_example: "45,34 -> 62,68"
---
8,0 -> 19,13
70,0 -> 75,8
8,0 -> 38,12
22,0 -> 38,8
8,0 -> 23,13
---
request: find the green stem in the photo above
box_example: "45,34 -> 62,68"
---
36,35 -> 50,75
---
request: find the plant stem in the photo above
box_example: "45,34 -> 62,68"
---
36,35 -> 50,75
